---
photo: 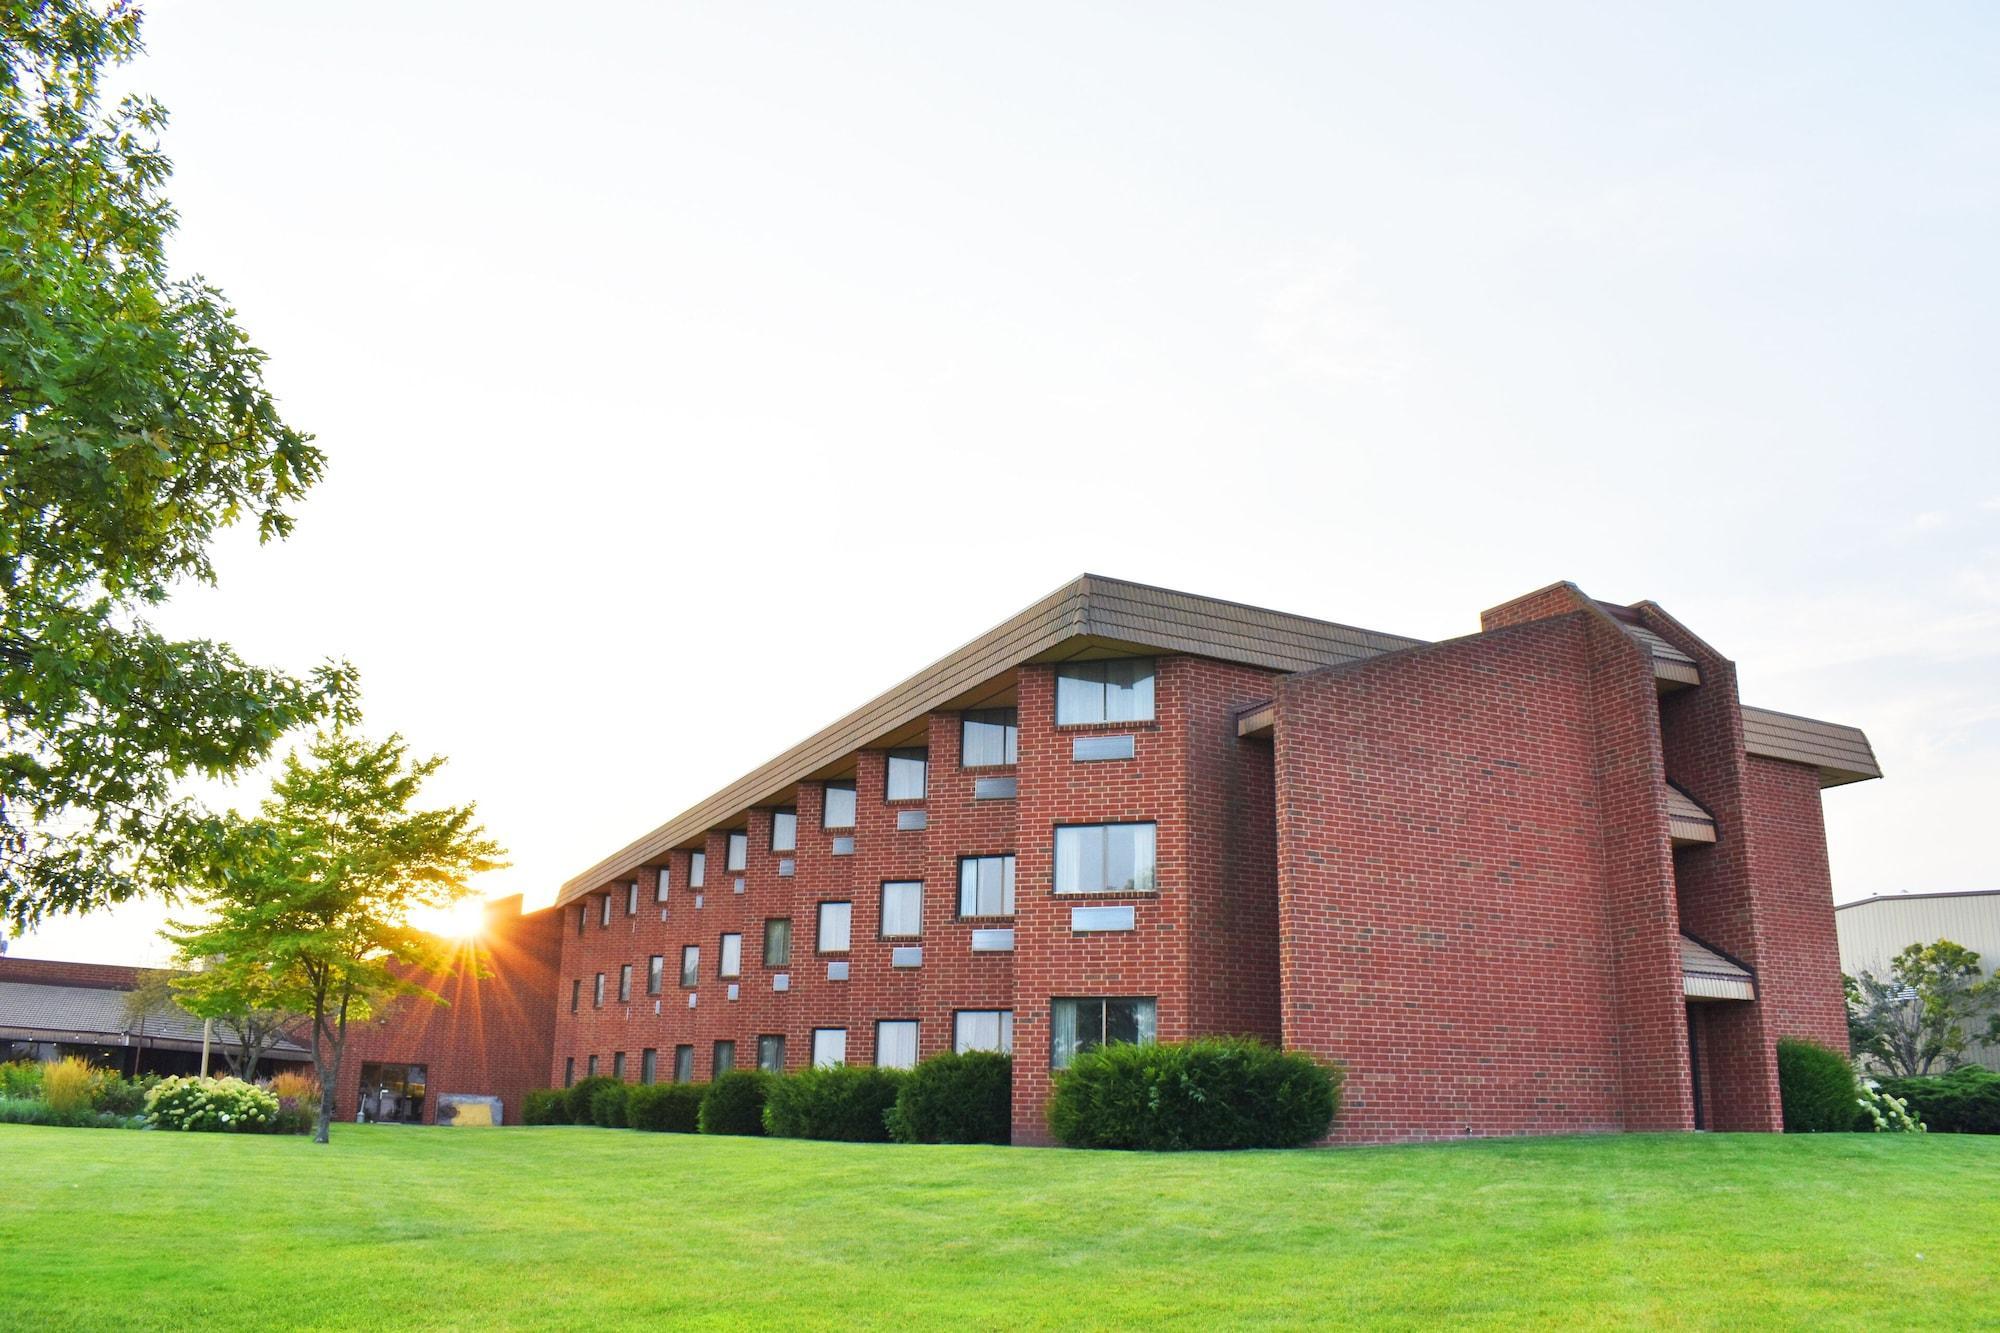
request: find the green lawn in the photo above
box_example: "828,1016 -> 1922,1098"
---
2,1125 -> 1994,1330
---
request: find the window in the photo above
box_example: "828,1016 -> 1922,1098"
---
757,1034 -> 786,1073
640,1048 -> 657,1085
880,881 -> 922,938
655,868 -> 670,903
885,748 -> 927,801
955,1010 -> 1014,1054
570,979 -> 580,1013
812,1028 -> 848,1068
1051,997 -> 1156,1068
822,782 -> 857,829
564,1057 -> 574,1087
875,1020 -> 918,1070
713,1041 -> 735,1076
611,1051 -> 625,1080
626,881 -> 639,915
689,851 -> 706,888
958,855 -> 1016,918
1055,658 -> 1155,725
673,1045 -> 694,1083
763,918 -> 792,968
617,963 -> 632,1003
593,973 -> 605,1008
576,905 -> 586,937
816,901 -> 852,954
719,933 -> 742,979
771,810 -> 797,852
600,895 -> 612,927
961,708 -> 1018,767
1054,823 -> 1157,895
724,831 -> 747,872
586,1054 -> 598,1077
647,954 -> 663,996
680,945 -> 700,988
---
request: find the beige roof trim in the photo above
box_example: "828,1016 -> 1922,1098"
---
1666,783 -> 1718,845
559,576 -> 1421,901
1682,934 -> 1756,1001
1741,705 -> 1882,787
1622,622 -> 1701,686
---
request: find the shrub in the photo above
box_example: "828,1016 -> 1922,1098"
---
628,1083 -> 706,1133
0,1060 -> 44,1100
887,1052 -> 1012,1144
1048,1037 -> 1341,1150
523,1088 -> 572,1126
1775,1038 -> 1860,1133
40,1056 -> 102,1116
589,1081 -> 630,1128
92,1074 -> 154,1117
564,1075 -> 617,1124
1878,1066 -> 2000,1134
1856,1079 -> 1925,1132
763,1065 -> 906,1142
263,1072 -> 321,1135
144,1076 -> 280,1133
0,1096 -> 139,1130
698,1070 -> 771,1136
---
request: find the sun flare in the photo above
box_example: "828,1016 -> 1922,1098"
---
410,896 -> 489,940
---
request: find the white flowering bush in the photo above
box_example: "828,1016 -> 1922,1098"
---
144,1076 -> 280,1133
1857,1079 -> 1926,1133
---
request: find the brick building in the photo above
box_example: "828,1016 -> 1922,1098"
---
555,575 -> 1880,1144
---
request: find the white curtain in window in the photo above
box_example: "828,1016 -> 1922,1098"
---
876,1021 -> 918,1069
954,1011 -> 1013,1054
818,902 -> 851,952
812,1029 -> 847,1068
720,933 -> 742,977
881,882 -> 922,937
1051,999 -> 1083,1067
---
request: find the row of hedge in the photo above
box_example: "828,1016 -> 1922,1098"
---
1775,1038 -> 2000,1134
1878,1067 -> 2000,1134
528,1040 -> 1344,1149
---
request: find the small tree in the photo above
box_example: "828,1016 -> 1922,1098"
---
169,956 -> 305,1083
1846,939 -> 2000,1077
170,730 -> 502,1143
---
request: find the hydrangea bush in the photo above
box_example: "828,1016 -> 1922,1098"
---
1857,1079 -> 1926,1133
144,1076 -> 280,1133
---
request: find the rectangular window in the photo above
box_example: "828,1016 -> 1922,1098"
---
626,881 -> 639,915
885,748 -> 927,801
640,1048 -> 657,1085
617,963 -> 632,1003
1055,658 -> 1155,725
961,708 -> 1018,767
570,979 -> 580,1013
719,933 -> 742,979
712,1040 -> 735,1076
655,868 -> 670,903
576,905 -> 586,937
673,1045 -> 694,1084
1051,997 -> 1157,1068
958,855 -> 1016,918
689,851 -> 706,888
954,1010 -> 1014,1055
564,1056 -> 574,1087
880,881 -> 923,939
817,901 -> 852,954
647,954 -> 664,996
1054,823 -> 1157,895
611,1051 -> 625,1080
771,810 -> 797,852
875,1020 -> 918,1070
812,1028 -> 848,1068
763,918 -> 791,967
757,1034 -> 786,1073
586,1054 -> 597,1077
680,945 -> 700,988
593,973 -> 605,1008
726,831 -> 748,872
822,782 -> 856,829
600,895 -> 612,927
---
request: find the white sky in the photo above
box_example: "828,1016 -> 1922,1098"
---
12,2 -> 1997,967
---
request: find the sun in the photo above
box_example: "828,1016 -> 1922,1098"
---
411,896 -> 489,940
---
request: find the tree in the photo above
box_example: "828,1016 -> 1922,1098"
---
1846,939 -> 2000,1077
1,1 -> 354,931
169,730 -> 503,1143
168,955 -> 303,1083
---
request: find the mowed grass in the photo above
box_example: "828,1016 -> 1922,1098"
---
2,1125 -> 1995,1330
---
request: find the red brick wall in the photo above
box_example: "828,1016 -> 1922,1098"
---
336,896 -> 561,1125
0,957 -> 147,990
1743,755 -> 1850,1053
1274,612 -> 1691,1142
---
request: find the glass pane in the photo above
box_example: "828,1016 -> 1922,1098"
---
813,1029 -> 847,1068
1055,669 -> 1102,725
771,811 -> 797,852
876,1021 -> 918,1070
1105,658 -> 1155,722
765,918 -> 791,967
886,750 -> 928,801
726,832 -> 747,871
882,882 -> 921,937
641,1049 -> 657,1085
823,784 -> 856,829
674,1047 -> 693,1083
954,1011 -> 1009,1053
655,869 -> 669,903
1001,856 -> 1016,915
681,946 -> 699,986
689,852 -> 705,888
618,965 -> 631,1001
713,1042 -> 735,1076
999,1011 -> 1014,1053
1105,998 -> 1146,1046
1050,999 -> 1084,1068
1054,826 -> 1099,894
720,934 -> 741,977
758,1036 -> 785,1073
818,902 -> 851,953
958,860 -> 979,916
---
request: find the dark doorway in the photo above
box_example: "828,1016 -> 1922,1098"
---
358,1062 -> 428,1123
1685,1005 -> 1705,1131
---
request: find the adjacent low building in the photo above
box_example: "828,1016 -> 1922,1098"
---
1836,889 -> 1999,1071
555,575 -> 1881,1143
